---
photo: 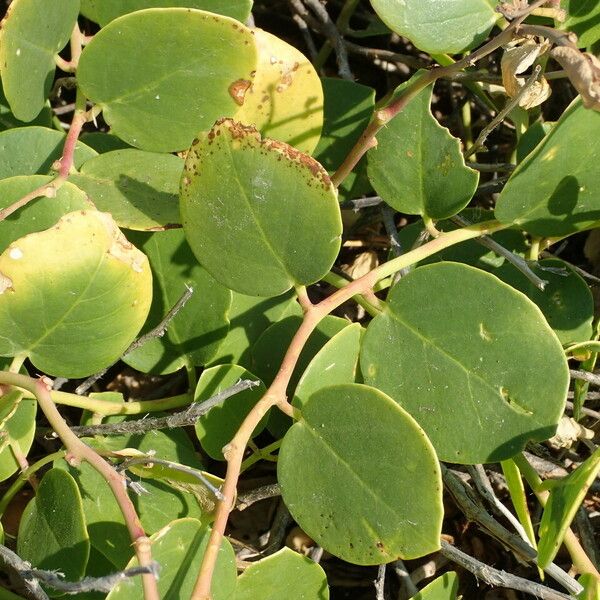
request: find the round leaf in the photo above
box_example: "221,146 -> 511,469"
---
0,399 -> 36,482
194,364 -> 267,460
236,28 -> 323,154
361,262 -> 569,464
0,211 -> 152,378
69,149 -> 183,230
181,119 -> 341,296
495,99 -> 600,237
410,572 -> 459,600
367,82 -> 478,220
0,126 -> 97,179
235,547 -> 329,600
77,9 -> 258,152
495,258 -> 594,345
369,0 -> 497,54
17,469 -> 89,582
294,323 -> 362,409
0,81 -> 52,131
0,0 -> 79,121
278,383 -> 443,564
123,229 -> 231,374
0,175 -> 93,252
80,0 -> 252,25
107,518 -> 236,600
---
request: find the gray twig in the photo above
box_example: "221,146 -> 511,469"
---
566,399 -> 600,419
570,369 -> 600,387
451,214 -> 547,290
393,559 -> 418,599
66,379 -> 259,437
0,545 -> 49,600
381,206 -> 409,282
540,251 -> 600,285
237,483 -> 282,511
440,540 -> 572,600
442,466 -> 582,595
75,286 -> 194,395
344,40 -> 428,70
291,13 -> 319,62
575,506 -> 600,570
465,65 -> 543,159
375,564 -> 386,600
339,196 -> 383,211
288,0 -> 353,80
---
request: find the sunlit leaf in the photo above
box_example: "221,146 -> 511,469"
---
181,119 -> 341,296
409,572 -> 459,599
0,211 -> 152,377
0,0 -> 79,121
560,0 -> 600,47
107,518 -> 236,600
0,399 -> 36,482
77,9 -> 258,152
361,262 -> 569,464
235,547 -> 329,599
279,384 -> 443,564
495,99 -> 600,236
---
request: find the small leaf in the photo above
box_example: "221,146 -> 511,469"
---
0,0 -> 80,121
0,399 -> 36,482
107,518 -> 236,600
409,572 -> 459,599
367,81 -> 478,220
235,547 -> 329,600
77,9 -> 258,152
0,126 -> 96,179
495,258 -> 594,345
80,0 -> 252,25
577,573 -> 600,600
17,469 -> 90,583
538,445 -> 600,568
369,0 -> 497,54
495,98 -> 600,237
0,175 -> 93,252
294,323 -> 362,409
236,28 -> 323,154
361,262 -> 569,464
180,119 -> 341,296
69,149 -> 183,230
278,383 -> 443,564
0,81 -> 52,131
123,229 -> 231,374
560,0 -> 600,48
0,211 -> 152,378
209,289 -> 301,367
194,364 -> 267,460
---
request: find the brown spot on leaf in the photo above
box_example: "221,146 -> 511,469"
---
228,79 -> 252,106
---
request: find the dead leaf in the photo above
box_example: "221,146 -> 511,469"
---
551,46 -> 600,111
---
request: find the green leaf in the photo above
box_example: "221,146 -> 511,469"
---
560,0 -> 600,47
77,9 -> 258,152
369,0 -> 497,54
0,175 -> 93,252
69,150 -> 183,230
0,0 -> 80,121
294,323 -> 362,409
80,0 -> 252,25
495,99 -> 600,237
180,119 -> 342,296
79,132 -> 132,154
495,258 -> 594,345
409,572 -> 458,599
17,469 -> 89,583
209,289 -> 301,367
235,547 -> 329,600
538,445 -> 600,568
367,82 -> 478,220
516,121 -> 554,163
123,229 -> 231,374
236,28 -> 323,154
361,262 -> 569,464
0,399 -> 36,482
278,383 -> 443,564
194,364 -> 267,460
0,81 -> 52,131
0,126 -> 97,179
314,78 -> 375,200
107,518 -> 236,600
578,573 -> 600,600
0,211 -> 152,378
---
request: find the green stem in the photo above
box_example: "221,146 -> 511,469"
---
8,355 -> 26,374
0,450 -> 66,518
322,271 -> 382,316
514,453 -> 600,578
240,439 -> 283,473
14,386 -> 193,415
